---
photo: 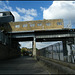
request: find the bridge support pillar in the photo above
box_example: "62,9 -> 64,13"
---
67,38 -> 75,63
32,37 -> 36,59
62,40 -> 68,62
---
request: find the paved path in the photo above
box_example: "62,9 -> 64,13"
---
0,56 -> 50,74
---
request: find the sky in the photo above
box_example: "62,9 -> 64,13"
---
0,1 -> 75,49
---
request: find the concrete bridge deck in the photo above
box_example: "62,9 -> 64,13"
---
0,56 -> 50,74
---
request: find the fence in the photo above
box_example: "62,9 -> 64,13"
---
37,42 -> 75,63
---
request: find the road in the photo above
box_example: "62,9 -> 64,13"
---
0,56 -> 50,74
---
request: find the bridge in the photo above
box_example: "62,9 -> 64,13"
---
0,11 -> 75,74
7,28 -> 75,60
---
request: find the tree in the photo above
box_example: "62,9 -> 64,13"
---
21,48 -> 25,54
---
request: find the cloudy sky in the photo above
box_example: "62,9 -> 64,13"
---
0,1 -> 75,49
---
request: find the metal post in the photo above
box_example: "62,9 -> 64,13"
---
69,44 -> 74,63
62,40 -> 68,62
52,45 -> 53,59
48,48 -> 49,58
32,37 -> 36,59
55,44 -> 58,60
58,43 -> 60,60
47,48 -> 49,58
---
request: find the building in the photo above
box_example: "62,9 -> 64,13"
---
5,19 -> 64,32
0,11 -> 14,24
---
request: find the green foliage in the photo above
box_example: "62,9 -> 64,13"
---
21,48 -> 25,53
36,48 -> 39,50
21,47 -> 29,53
21,47 -> 39,54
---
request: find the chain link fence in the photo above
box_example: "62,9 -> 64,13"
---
37,42 -> 75,63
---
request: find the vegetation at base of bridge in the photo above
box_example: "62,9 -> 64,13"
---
21,47 -> 38,56
37,56 -> 75,70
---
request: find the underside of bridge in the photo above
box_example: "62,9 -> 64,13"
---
6,29 -> 74,61
11,37 -> 74,61
12,37 -> 73,42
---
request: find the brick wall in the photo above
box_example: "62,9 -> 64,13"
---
4,19 -> 64,32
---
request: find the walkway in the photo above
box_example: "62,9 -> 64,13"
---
0,56 -> 50,74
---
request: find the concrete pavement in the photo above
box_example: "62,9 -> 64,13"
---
0,56 -> 50,74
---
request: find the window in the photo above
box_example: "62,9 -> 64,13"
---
0,13 -> 3,17
57,22 -> 62,25
37,23 -> 42,26
30,24 -> 35,27
15,25 -> 20,28
23,24 -> 27,27
46,23 -> 51,26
